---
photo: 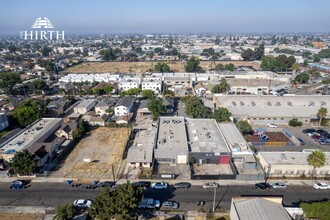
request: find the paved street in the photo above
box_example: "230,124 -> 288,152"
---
1,182 -> 330,211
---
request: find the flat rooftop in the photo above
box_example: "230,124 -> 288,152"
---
186,119 -> 230,153
0,118 -> 62,154
227,78 -> 286,87
127,128 -> 155,163
218,123 -> 249,152
259,152 -> 330,166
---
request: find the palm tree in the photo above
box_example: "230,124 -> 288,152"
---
308,150 -> 326,182
317,107 -> 328,126
219,77 -> 231,94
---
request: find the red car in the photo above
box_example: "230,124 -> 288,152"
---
312,134 -> 322,140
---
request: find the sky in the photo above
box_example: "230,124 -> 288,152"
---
0,0 -> 329,34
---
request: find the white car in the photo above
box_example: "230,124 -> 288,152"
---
73,199 -> 93,208
271,182 -> 286,189
162,201 -> 179,209
267,123 -> 277,128
313,182 -> 330,189
151,182 -> 168,189
202,182 -> 219,189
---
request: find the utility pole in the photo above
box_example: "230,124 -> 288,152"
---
111,164 -> 115,183
212,187 -> 217,213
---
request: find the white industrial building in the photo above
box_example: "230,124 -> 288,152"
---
227,78 -> 287,94
214,94 -> 330,125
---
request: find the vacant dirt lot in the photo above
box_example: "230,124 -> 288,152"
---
66,61 -> 260,73
55,127 -> 130,180
0,214 -> 45,220
245,132 -> 291,142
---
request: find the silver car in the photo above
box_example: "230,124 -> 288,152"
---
202,182 -> 219,189
162,201 -> 179,209
271,182 -> 286,189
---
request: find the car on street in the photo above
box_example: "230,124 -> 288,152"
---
296,137 -> 305,145
202,182 -> 219,189
9,180 -> 30,189
73,199 -> 93,208
97,181 -> 115,188
319,139 -> 330,145
255,182 -> 271,189
303,129 -> 316,134
316,129 -> 329,137
271,182 -> 287,189
133,181 -> 151,189
313,182 -> 330,190
151,182 -> 168,189
173,182 -> 191,189
267,123 -> 277,128
311,134 -> 322,140
161,201 -> 179,209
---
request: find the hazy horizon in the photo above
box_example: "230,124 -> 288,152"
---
1,0 -> 329,35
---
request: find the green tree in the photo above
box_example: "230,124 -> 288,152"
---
126,88 -> 141,97
288,118 -> 302,127
308,150 -> 326,182
213,107 -> 231,122
301,201 -> 330,220
236,120 -> 252,134
322,78 -> 330,85
218,77 -> 230,93
317,107 -> 328,126
241,44 -> 264,61
41,46 -> 52,56
163,89 -> 175,97
148,98 -> 166,120
214,63 -> 225,71
104,85 -> 113,95
184,96 -> 210,118
0,72 -> 22,95
211,84 -> 221,94
10,150 -> 38,175
55,203 -> 75,220
295,72 -> 310,84
185,57 -> 204,73
89,181 -> 142,220
225,63 -> 235,71
155,63 -> 170,72
12,99 -> 45,127
141,89 -> 155,99
291,63 -> 300,72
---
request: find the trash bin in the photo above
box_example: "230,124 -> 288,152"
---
66,180 -> 72,185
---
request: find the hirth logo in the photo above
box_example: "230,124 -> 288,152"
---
20,17 -> 65,40
31,17 -> 54,29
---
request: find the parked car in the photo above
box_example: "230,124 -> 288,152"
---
162,201 -> 179,209
271,182 -> 287,189
202,182 -> 219,189
151,182 -> 168,189
255,182 -> 271,189
9,180 -> 30,189
267,123 -> 277,128
296,137 -> 305,145
303,129 -> 316,134
73,199 -> 93,208
313,182 -> 330,190
311,133 -> 322,140
133,181 -> 151,189
316,129 -> 329,137
173,182 -> 191,189
319,139 -> 330,145
97,181 -> 115,188
308,132 -> 319,137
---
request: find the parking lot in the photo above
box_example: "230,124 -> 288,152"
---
251,125 -> 330,152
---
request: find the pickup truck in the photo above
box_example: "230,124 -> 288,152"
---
137,198 -> 160,209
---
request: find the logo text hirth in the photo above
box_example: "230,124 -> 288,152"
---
20,30 -> 65,40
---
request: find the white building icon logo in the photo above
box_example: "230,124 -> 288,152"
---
20,17 -> 65,40
31,17 -> 54,29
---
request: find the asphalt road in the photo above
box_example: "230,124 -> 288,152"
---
1,182 -> 330,211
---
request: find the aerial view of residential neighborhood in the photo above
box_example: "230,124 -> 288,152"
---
1,1 -> 330,220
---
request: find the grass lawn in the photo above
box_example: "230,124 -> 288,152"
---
139,169 -> 153,179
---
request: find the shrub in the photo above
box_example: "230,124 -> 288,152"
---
288,118 -> 302,127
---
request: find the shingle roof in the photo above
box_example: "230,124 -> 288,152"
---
115,96 -> 134,108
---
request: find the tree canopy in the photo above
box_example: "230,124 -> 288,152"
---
155,62 -> 170,72
261,55 -> 296,71
317,107 -> 328,126
212,107 -> 231,122
295,72 -> 310,84
141,89 -> 155,99
0,72 -> 22,95
241,44 -> 264,61
308,150 -> 326,181
236,120 -> 252,134
211,77 -> 230,94
89,181 -> 143,220
55,203 -> 75,220
12,99 -> 46,127
10,150 -> 38,175
100,48 -> 122,61
185,57 -> 204,73
301,201 -> 330,220
184,96 -> 211,118
148,97 -> 166,120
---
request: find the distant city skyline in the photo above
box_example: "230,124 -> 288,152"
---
1,0 -> 330,34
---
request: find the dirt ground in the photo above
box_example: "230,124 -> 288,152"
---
0,214 -> 45,220
245,132 -> 291,142
55,127 -> 130,180
66,61 -> 260,73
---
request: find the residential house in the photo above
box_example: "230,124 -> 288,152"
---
142,77 -> 162,94
162,97 -> 174,113
55,122 -> 77,140
114,96 -> 135,116
95,99 -> 115,115
73,99 -> 96,115
137,100 -> 151,115
47,98 -> 71,117
194,83 -> 207,95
